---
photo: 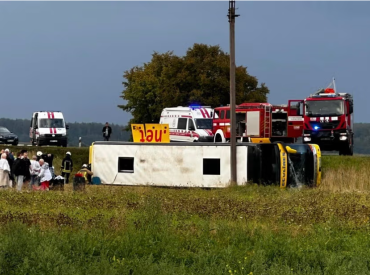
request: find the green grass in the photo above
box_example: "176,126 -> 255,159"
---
2,216 -> 370,275
322,155 -> 370,170
0,149 -> 369,274
0,184 -> 370,274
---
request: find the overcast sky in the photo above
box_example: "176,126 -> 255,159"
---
0,2 -> 369,125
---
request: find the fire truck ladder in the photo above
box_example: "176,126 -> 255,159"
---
263,105 -> 271,137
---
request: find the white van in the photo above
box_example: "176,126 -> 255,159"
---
29,111 -> 69,147
159,106 -> 214,142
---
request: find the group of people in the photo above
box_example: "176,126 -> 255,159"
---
0,149 -> 93,191
0,149 -> 54,190
0,122 -> 111,190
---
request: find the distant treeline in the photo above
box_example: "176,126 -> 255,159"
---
352,123 -> 370,155
0,118 -> 130,147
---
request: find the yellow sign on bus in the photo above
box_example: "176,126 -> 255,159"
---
131,124 -> 170,143
277,143 -> 288,189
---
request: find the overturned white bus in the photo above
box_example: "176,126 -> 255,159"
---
89,142 -> 321,188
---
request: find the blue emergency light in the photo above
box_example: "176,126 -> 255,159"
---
314,126 -> 320,130
189,104 -> 202,110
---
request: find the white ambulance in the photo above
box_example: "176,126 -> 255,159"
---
29,111 -> 69,147
159,106 -> 214,142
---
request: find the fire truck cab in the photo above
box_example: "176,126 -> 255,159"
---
302,88 -> 354,155
212,101 -> 304,143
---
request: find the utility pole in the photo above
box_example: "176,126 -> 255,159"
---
228,0 -> 239,185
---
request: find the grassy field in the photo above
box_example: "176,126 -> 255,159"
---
0,147 -> 370,274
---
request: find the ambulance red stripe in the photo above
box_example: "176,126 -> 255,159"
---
169,131 -> 200,138
199,108 -> 206,118
203,108 -> 210,118
205,129 -> 213,136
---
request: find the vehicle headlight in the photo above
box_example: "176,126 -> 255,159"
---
0,136 -> 3,138
339,136 -> 347,141
304,137 -> 311,142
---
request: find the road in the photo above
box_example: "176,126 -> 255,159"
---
17,141 -> 32,146
3,142 -> 69,148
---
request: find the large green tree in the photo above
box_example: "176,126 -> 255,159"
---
118,43 -> 270,126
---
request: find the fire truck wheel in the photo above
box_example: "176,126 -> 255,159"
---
339,142 -> 353,156
215,134 -> 223,143
345,138 -> 354,156
349,136 -> 354,156
348,144 -> 353,156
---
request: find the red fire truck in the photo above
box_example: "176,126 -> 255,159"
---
302,86 -> 354,155
212,101 -> 304,143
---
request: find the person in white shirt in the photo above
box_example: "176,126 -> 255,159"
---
29,155 -> 41,189
0,153 -> 10,188
37,159 -> 52,191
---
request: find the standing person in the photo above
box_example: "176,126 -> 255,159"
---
0,153 -> 10,188
37,151 -> 54,178
30,155 -> 41,189
13,152 -> 26,191
38,159 -> 52,191
61,152 -> 73,184
21,150 -> 31,186
5,149 -> 14,186
43,152 -> 54,178
5,149 -> 14,162
102,122 -> 112,141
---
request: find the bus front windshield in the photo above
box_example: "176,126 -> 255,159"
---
286,144 -> 313,187
305,100 -> 344,116
195,119 -> 213,129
